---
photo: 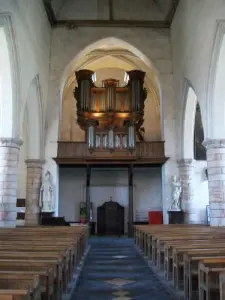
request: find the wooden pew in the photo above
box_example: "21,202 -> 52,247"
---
184,250 -> 225,300
134,224 -> 225,300
219,271 -> 225,300
0,254 -> 63,300
0,289 -> 34,300
0,273 -> 41,300
199,258 -> 225,300
0,226 -> 88,300
172,242 -> 225,290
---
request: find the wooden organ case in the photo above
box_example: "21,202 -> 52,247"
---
74,69 -> 147,156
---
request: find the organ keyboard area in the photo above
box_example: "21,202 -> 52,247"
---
74,69 -> 147,151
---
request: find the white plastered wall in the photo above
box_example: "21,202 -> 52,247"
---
171,0 -> 225,149
0,1 -> 51,198
59,167 -> 162,231
171,0 -> 225,223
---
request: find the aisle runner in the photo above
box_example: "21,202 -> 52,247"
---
71,237 -> 175,300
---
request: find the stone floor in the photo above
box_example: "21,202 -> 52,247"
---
71,237 -> 176,300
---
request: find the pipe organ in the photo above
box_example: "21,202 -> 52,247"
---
74,69 -> 147,152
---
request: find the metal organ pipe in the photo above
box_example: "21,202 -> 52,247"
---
128,122 -> 135,149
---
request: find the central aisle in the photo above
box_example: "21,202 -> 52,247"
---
71,237 -> 175,300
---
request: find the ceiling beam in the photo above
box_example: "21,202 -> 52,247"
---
56,19 -> 170,29
166,0 -> 180,22
43,0 -> 177,29
109,0 -> 114,21
42,0 -> 57,26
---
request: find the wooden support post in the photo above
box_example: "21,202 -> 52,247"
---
128,164 -> 134,237
86,165 -> 91,224
109,0 -> 114,20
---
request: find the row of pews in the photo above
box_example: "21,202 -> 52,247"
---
0,225 -> 88,300
134,224 -> 225,300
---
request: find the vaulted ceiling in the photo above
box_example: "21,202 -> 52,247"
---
43,0 -> 179,27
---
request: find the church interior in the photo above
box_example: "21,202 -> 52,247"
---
0,0 -> 225,299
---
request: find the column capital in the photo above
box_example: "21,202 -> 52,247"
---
25,159 -> 45,168
0,138 -> 23,149
177,159 -> 195,168
203,139 -> 225,150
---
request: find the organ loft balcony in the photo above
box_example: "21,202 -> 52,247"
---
55,69 -> 168,166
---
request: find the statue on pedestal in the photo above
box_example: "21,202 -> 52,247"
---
169,175 -> 182,211
39,171 -> 54,212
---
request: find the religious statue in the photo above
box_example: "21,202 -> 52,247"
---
39,171 -> 54,212
169,175 -> 182,211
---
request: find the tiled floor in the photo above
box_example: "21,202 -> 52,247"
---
71,237 -> 176,300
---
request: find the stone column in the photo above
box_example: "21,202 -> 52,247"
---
0,138 -> 22,227
177,159 -> 195,223
203,139 -> 225,226
25,159 -> 44,226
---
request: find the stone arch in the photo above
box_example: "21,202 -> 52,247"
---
59,37 -> 161,96
0,14 -> 20,138
207,20 -> 225,139
23,75 -> 43,159
58,37 -> 163,139
181,80 -> 198,159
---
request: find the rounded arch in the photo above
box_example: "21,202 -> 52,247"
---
23,75 -> 44,159
207,20 -> 225,139
181,79 -> 198,159
0,14 -> 20,138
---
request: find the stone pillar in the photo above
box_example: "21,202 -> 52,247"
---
203,139 -> 225,226
0,138 -> 22,227
177,159 -> 195,223
25,159 -> 44,226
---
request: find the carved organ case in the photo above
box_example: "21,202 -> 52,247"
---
74,69 -> 147,154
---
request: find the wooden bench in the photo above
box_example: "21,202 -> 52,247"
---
0,273 -> 41,300
134,224 -> 225,300
199,258 -> 225,300
0,226 -> 88,300
184,250 -> 225,300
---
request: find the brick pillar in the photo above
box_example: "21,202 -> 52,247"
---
203,139 -> 225,226
25,159 -> 44,226
177,159 -> 195,223
0,138 -> 22,227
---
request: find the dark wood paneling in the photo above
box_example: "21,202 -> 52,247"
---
55,141 -> 168,165
16,198 -> 25,207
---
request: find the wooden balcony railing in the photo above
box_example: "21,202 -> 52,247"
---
56,141 -> 167,165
